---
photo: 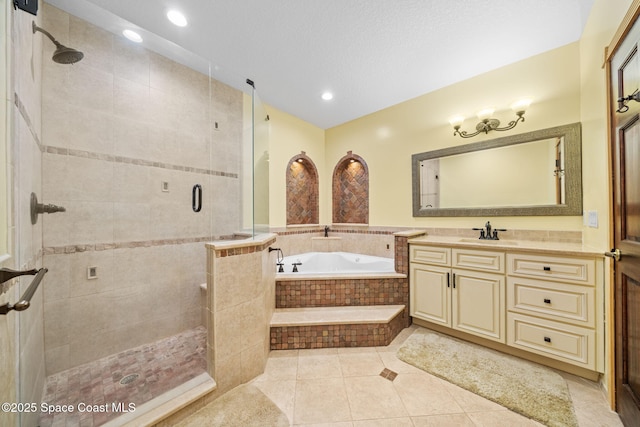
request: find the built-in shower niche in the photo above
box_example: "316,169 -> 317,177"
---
332,151 -> 369,224
286,151 -> 319,225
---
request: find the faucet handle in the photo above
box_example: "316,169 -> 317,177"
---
472,228 -> 486,239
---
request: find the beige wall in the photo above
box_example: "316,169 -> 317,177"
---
267,2 -> 633,244
266,106 -> 326,228
324,43 -> 582,231
579,0 -> 633,250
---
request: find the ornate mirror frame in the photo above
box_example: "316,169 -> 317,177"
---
411,122 -> 582,217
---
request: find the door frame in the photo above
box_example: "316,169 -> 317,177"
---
605,0 -> 640,411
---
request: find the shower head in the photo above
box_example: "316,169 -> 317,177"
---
32,22 -> 84,64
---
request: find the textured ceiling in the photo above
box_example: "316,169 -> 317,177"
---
45,0 -> 595,129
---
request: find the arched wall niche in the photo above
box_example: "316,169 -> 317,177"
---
332,151 -> 369,224
286,151 -> 319,225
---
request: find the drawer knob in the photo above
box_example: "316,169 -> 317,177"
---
543,266 -> 551,271
543,298 -> 551,304
544,336 -> 552,343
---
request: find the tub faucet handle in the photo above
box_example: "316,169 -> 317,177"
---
292,262 -> 302,273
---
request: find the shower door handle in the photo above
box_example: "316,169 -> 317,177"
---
192,184 -> 202,212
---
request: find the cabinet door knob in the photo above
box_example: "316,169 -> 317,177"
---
543,298 -> 551,304
447,272 -> 450,288
544,336 -> 551,343
543,266 -> 551,271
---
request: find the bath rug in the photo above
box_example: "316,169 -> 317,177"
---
397,328 -> 578,427
175,383 -> 290,427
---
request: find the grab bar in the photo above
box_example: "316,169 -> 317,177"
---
0,268 -> 48,315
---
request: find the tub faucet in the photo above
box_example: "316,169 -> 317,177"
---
292,262 -> 302,273
324,226 -> 330,237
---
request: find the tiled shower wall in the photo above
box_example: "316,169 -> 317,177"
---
2,6 -> 46,427
40,3 -> 243,374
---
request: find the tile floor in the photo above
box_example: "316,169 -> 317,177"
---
39,326 -> 206,427
252,325 -> 623,427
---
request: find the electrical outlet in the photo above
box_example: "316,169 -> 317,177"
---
87,266 -> 98,279
162,181 -> 169,192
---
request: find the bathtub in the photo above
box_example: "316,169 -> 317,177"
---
278,251 -> 395,276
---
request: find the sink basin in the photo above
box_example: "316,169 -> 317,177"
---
458,238 -> 518,246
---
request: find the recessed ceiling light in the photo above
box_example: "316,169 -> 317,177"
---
122,29 -> 143,43
321,92 -> 333,101
167,10 -> 188,27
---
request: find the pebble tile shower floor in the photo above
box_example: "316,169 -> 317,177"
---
39,326 -> 206,427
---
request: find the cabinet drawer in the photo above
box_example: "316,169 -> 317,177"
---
507,277 -> 594,327
452,249 -> 504,273
411,245 -> 450,266
507,253 -> 595,285
508,313 -> 595,369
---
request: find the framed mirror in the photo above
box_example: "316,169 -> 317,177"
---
412,122 -> 582,217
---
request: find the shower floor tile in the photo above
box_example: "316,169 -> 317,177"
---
39,326 -> 207,427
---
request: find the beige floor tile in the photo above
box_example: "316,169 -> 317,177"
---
258,355 -> 298,381
411,413 -> 477,427
294,377 -> 351,425
466,410 -> 545,427
352,417 -> 414,426
339,352 -> 385,377
393,373 -> 464,416
378,351 -> 427,375
252,379 -> 296,423
298,347 -> 338,356
297,354 -> 342,379
293,422 -> 353,427
337,346 -> 378,354
343,375 -> 408,420
270,349 -> 300,358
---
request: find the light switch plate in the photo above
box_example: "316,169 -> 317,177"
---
587,210 -> 598,228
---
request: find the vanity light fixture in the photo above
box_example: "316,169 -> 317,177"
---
450,99 -> 531,138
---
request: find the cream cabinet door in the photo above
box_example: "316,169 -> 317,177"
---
452,269 -> 505,343
410,264 -> 451,326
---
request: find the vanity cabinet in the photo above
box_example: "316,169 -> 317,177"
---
409,240 -> 604,374
506,253 -> 598,370
410,246 -> 505,343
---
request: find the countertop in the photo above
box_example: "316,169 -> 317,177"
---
408,235 -> 605,257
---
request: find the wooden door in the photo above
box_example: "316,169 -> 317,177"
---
610,16 -> 640,426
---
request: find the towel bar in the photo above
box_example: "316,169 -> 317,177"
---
0,268 -> 48,315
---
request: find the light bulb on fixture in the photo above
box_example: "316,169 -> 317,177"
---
451,99 -> 531,138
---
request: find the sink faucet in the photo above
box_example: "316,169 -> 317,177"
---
472,221 -> 507,240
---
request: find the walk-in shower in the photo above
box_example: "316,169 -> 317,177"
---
11,1 -> 269,425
